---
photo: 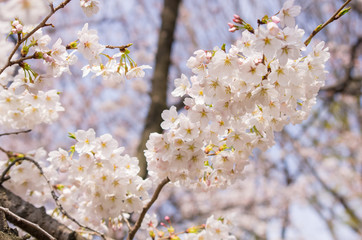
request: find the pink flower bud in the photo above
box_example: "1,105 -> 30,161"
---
232,14 -> 243,24
43,53 -> 54,63
254,58 -> 263,64
233,14 -> 241,20
271,15 -> 280,23
229,27 -> 237,32
12,20 -> 20,27
15,24 -> 23,33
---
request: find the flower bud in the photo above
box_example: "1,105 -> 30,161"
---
271,15 -> 280,23
15,24 -> 23,33
267,22 -> 280,36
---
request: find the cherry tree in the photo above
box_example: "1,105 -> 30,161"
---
0,0 -> 359,240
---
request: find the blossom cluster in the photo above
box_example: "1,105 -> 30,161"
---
79,23 -> 151,87
46,129 -> 151,230
0,86 -> 64,129
0,1 -> 150,130
145,0 -> 330,189
0,25 -> 74,129
1,148 -> 51,206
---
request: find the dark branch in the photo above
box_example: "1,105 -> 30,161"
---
0,185 -> 86,240
0,207 -> 55,240
136,0 -> 182,178
0,130 -> 31,138
127,178 -> 170,240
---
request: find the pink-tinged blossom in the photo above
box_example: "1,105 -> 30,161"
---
268,61 -> 293,86
235,30 -> 257,57
205,215 -> 231,239
208,49 -> 238,78
74,128 -> 97,153
172,74 -> 190,97
77,23 -> 105,64
279,0 -> 301,28
96,134 -> 118,158
126,65 -> 152,79
161,106 -> 179,130
267,22 -> 280,36
177,115 -> 199,141
271,15 -> 280,23
239,58 -> 267,86
80,0 -> 100,17
255,27 -> 283,59
188,103 -> 212,128
48,148 -> 70,173
140,213 -> 158,231
186,49 -> 209,75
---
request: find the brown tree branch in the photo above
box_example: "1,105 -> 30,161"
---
136,0 -> 182,178
0,130 -> 31,138
127,177 -> 170,240
0,208 -> 22,240
0,156 -> 106,239
0,207 -> 55,240
0,185 -> 86,240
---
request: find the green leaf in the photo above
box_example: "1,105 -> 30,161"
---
221,43 -> 226,52
68,132 -> 76,139
337,7 -> 351,18
69,145 -> 75,157
261,15 -> 269,24
315,24 -> 323,32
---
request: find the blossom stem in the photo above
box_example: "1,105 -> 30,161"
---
304,0 -> 352,46
127,177 -> 170,240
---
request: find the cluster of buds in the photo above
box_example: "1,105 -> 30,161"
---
11,19 -> 23,34
228,14 -> 283,34
227,14 -> 254,33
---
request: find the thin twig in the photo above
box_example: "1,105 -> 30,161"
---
123,215 -> 132,230
0,0 -> 72,75
0,146 -> 12,158
0,129 -> 31,137
105,43 -> 133,52
127,178 -> 170,240
6,54 -> 39,68
304,0 -> 352,46
0,206 -> 55,240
